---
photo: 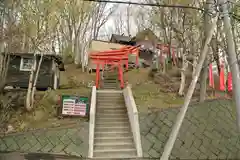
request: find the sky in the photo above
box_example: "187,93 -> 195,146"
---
98,0 -> 146,40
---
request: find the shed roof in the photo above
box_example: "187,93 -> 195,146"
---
1,52 -> 65,71
132,28 -> 160,42
110,34 -> 132,43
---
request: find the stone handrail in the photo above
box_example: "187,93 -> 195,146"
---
123,85 -> 143,157
88,86 -> 97,158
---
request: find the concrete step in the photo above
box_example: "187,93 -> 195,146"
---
104,74 -> 118,75
94,136 -> 134,144
102,84 -> 118,86
97,94 -> 122,97
103,74 -> 118,76
97,96 -> 123,100
95,126 -> 130,132
93,148 -> 137,158
96,110 -> 126,115
96,112 -> 127,117
102,80 -> 118,82
97,101 -> 126,105
95,111 -> 126,115
97,100 -> 125,103
103,81 -> 118,83
103,75 -> 118,77
94,142 -> 135,150
97,99 -> 124,103
95,131 -> 132,138
102,87 -> 118,89
97,100 -> 124,102
97,105 -> 126,109
96,115 -> 127,120
91,158 -> 140,160
96,108 -> 127,114
97,104 -> 125,107
102,81 -> 118,83
97,90 -> 122,93
103,83 -> 118,85
102,86 -> 118,89
97,97 -> 124,103
103,80 -> 118,82
97,102 -> 125,105
97,97 -> 123,100
97,108 -> 126,112
102,83 -> 118,85
95,116 -> 128,122
95,120 -> 129,127
97,94 -> 122,96
102,83 -> 117,85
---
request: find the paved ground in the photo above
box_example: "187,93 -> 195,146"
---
0,99 -> 239,159
140,99 -> 240,159
0,122 -> 89,157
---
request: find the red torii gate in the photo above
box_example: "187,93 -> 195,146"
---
90,45 -> 140,65
157,44 -> 177,65
89,45 -> 140,89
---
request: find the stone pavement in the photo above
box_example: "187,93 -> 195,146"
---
0,122 -> 89,157
140,99 -> 240,159
1,99 -> 239,159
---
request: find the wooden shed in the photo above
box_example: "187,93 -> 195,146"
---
2,52 -> 65,90
132,28 -> 160,43
110,34 -> 135,45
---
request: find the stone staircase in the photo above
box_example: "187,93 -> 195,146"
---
92,91 -> 138,159
101,70 -> 120,89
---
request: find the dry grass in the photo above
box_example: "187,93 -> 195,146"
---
6,65 -> 186,131
6,64 -> 94,132
60,64 -> 95,88
125,68 -> 184,112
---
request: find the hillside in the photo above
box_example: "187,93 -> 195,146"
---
1,64 -> 226,132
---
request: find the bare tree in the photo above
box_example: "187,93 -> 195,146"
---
114,11 -> 125,35
20,0 -> 60,111
0,53 -> 9,92
126,3 -> 131,36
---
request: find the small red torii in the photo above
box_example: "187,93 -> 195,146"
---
157,44 -> 177,65
89,45 -> 140,89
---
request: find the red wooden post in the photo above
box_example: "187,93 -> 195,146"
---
96,63 -> 100,89
219,63 -> 225,91
172,47 -> 176,65
209,63 -> 214,88
118,63 -> 121,81
134,48 -> 139,67
118,64 -> 124,89
227,72 -> 232,92
125,59 -> 128,70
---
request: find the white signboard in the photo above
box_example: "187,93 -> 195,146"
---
62,99 -> 86,116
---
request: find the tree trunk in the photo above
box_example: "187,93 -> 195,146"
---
126,4 -> 131,36
192,56 -> 198,78
211,36 -> 221,74
199,0 -> 213,102
74,35 -> 81,65
0,53 -> 9,91
31,54 -> 43,107
178,54 -> 188,96
25,54 -> 37,111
